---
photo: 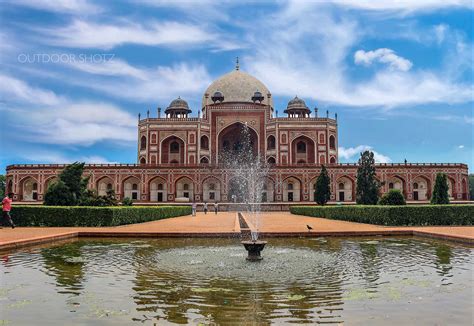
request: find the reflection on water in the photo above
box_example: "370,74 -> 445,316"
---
0,237 -> 472,325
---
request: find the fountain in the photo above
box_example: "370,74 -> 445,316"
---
238,212 -> 267,261
220,123 -> 270,261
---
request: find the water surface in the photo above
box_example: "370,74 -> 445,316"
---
1,237 -> 472,325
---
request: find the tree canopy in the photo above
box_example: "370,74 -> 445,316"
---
44,162 -> 90,206
314,165 -> 331,205
356,151 -> 380,205
431,173 -> 449,204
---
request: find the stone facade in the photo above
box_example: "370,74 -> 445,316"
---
5,66 -> 470,203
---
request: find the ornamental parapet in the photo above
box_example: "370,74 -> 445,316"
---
6,162 -> 469,170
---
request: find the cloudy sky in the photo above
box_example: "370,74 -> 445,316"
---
0,0 -> 472,171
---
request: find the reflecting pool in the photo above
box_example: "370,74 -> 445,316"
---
1,237 -> 472,325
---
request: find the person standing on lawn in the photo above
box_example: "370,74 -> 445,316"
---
203,202 -> 208,214
2,193 -> 15,229
191,201 -> 197,216
214,202 -> 218,215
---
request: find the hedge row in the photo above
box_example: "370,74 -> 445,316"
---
290,205 -> 474,226
8,206 -> 192,227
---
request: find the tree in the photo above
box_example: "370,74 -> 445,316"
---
356,150 -> 381,205
431,173 -> 449,204
44,180 -> 76,206
378,189 -> 406,205
314,165 -> 331,205
0,175 -> 5,199
44,162 -> 89,206
469,174 -> 474,200
59,162 -> 89,202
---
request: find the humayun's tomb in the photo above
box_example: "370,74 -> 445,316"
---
5,62 -> 470,206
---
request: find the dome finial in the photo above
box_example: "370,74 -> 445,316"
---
235,56 -> 240,70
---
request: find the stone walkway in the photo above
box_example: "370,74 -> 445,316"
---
0,212 -> 472,250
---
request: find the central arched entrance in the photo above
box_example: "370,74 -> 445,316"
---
218,122 -> 258,160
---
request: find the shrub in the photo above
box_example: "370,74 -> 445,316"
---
79,189 -> 118,207
122,197 -> 134,206
10,206 -> 192,227
290,205 -> 473,226
378,189 -> 406,205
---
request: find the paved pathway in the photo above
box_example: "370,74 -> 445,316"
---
0,212 -> 472,250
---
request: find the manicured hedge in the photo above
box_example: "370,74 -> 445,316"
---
290,205 -> 474,226
9,206 -> 192,227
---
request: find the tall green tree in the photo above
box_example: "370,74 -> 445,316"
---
59,162 -> 89,202
44,162 -> 90,206
314,165 -> 331,205
44,180 -> 76,205
469,174 -> 474,200
0,175 -> 5,198
431,173 -> 449,204
356,151 -> 380,205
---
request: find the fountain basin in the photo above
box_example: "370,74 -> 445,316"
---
241,240 -> 267,261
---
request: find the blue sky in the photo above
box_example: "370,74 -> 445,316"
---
0,0 -> 472,172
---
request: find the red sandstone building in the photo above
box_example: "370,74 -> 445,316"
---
5,65 -> 470,204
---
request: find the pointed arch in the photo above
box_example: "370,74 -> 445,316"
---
412,175 -> 431,201
175,176 -> 194,201
122,176 -> 141,201
291,135 -> 315,164
282,176 -> 302,202
19,176 -> 39,201
202,176 -> 222,202
335,175 -> 355,202
160,135 -> 186,164
149,176 -> 167,202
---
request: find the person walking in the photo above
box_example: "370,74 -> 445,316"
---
2,193 -> 15,229
214,202 -> 218,215
191,201 -> 197,216
203,202 -> 208,214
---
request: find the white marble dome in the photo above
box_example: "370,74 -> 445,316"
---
202,69 -> 272,107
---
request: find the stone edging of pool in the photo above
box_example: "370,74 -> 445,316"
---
1,228 -> 472,252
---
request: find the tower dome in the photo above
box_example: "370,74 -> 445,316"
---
165,96 -> 192,118
284,96 -> 311,117
202,68 -> 272,107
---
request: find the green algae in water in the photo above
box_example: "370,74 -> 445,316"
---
7,300 -> 32,309
192,287 -> 232,293
286,294 -> 305,301
344,288 -> 378,301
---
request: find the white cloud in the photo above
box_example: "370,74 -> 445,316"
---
329,0 -> 472,13
20,151 -> 117,164
1,74 -> 136,146
354,48 -> 413,71
0,74 -> 65,106
20,103 -> 137,146
37,19 -> 235,50
339,145 -> 392,163
6,0 -> 101,14
434,24 -> 449,44
68,59 -> 149,79
64,61 -> 212,102
457,145 -> 465,149
245,4 -> 472,108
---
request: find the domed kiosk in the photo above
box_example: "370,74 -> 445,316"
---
165,97 -> 192,118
